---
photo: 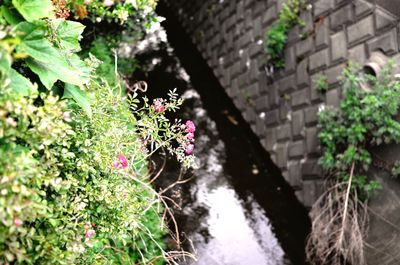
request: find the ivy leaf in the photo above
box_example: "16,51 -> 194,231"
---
63,83 -> 92,118
49,19 -> 85,52
16,21 -> 90,89
12,0 -> 54,22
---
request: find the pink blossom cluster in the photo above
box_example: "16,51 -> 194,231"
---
84,222 -> 95,238
112,154 -> 128,169
153,98 -> 166,113
14,218 -> 23,227
183,120 -> 196,155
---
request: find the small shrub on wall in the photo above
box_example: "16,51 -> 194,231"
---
306,63 -> 400,265
264,0 -> 308,68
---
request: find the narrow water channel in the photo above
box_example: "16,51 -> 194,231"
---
126,5 -> 311,264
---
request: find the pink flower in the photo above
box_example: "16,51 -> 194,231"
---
112,161 -> 120,168
103,0 -> 114,6
85,229 -> 95,238
185,144 -> 194,155
84,0 -> 92,4
63,112 -> 72,122
118,155 -> 128,168
185,120 -> 196,133
153,99 -> 165,113
186,132 -> 195,141
14,218 -> 23,227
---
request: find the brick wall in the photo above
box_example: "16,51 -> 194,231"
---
162,0 -> 400,207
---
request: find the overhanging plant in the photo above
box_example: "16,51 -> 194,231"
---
0,0 -> 197,264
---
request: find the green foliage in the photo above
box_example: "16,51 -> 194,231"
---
12,0 -> 54,22
87,36 -> 139,89
0,74 -> 180,263
392,161 -> 400,178
264,0 -> 307,68
0,2 -> 90,91
265,22 -> 287,68
279,0 -> 306,27
314,74 -> 328,92
63,83 -> 92,117
17,20 -> 90,89
67,0 -> 162,46
49,19 -> 85,52
318,63 -> 400,198
0,0 -> 194,264
0,25 -> 36,96
69,0 -> 157,25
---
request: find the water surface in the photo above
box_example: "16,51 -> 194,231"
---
128,12 -> 310,264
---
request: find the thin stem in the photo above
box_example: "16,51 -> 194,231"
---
338,162 -> 355,249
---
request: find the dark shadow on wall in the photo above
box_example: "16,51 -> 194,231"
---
156,2 -> 311,264
366,0 -> 400,17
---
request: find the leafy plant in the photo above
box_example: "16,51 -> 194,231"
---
392,161 -> 400,178
87,36 -> 139,88
0,72 -> 193,264
265,22 -> 287,68
0,0 -> 196,264
67,0 -> 162,47
0,0 -> 91,102
264,0 -> 307,68
314,74 -> 328,92
318,63 -> 400,195
69,0 -> 157,24
307,63 -> 400,265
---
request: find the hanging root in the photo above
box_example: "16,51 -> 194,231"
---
306,164 -> 369,265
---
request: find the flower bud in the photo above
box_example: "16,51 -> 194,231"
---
185,144 -> 194,155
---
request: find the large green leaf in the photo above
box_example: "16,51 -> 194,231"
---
0,47 -> 35,96
16,21 -> 90,89
25,58 -> 58,89
0,47 -> 12,70
0,6 -> 24,26
15,21 -> 60,63
26,54 -> 90,89
63,83 -> 92,118
8,68 -> 36,95
50,19 -> 85,52
12,0 -> 54,22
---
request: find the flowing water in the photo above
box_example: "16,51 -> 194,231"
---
162,88 -> 289,265
126,8 -> 311,264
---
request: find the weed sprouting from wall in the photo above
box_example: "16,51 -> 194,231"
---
306,63 -> 400,265
264,0 -> 308,69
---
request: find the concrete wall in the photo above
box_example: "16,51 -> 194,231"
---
162,0 -> 400,207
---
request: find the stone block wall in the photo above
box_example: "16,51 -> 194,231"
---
162,0 -> 400,207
